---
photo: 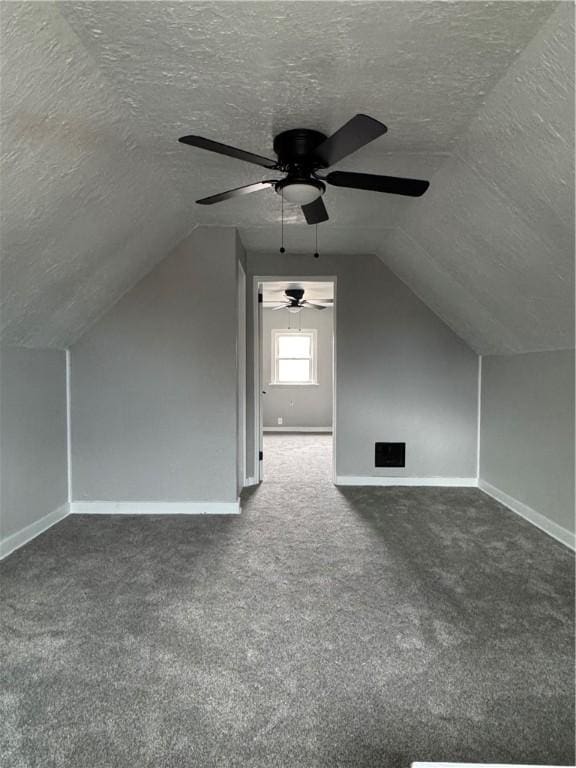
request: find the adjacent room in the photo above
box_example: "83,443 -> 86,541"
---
0,2 -> 574,767
259,280 -> 334,484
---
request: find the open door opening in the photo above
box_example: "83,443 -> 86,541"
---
253,278 -> 336,485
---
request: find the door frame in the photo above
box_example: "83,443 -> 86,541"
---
237,260 -> 247,491
252,275 -> 337,483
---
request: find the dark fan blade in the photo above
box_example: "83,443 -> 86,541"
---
302,301 -> 327,310
272,304 -> 290,311
312,114 -> 387,167
179,135 -> 277,170
326,171 -> 429,197
302,197 -> 329,225
196,181 -> 275,205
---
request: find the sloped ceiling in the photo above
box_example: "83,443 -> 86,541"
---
381,2 -> 574,354
0,2 -> 197,348
0,1 -> 570,352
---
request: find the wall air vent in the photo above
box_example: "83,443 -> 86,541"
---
375,442 -> 405,468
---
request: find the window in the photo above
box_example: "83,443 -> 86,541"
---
271,329 -> 317,385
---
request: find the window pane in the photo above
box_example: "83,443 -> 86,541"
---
278,359 -> 311,383
278,334 -> 311,358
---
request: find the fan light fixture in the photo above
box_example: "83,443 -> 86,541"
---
276,178 -> 325,205
179,115 -> 431,222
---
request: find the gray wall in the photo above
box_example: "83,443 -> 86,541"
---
247,252 -> 478,479
480,349 -> 575,533
71,228 -> 242,503
262,306 -> 333,429
0,346 -> 68,541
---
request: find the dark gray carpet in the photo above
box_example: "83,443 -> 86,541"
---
1,434 -> 574,768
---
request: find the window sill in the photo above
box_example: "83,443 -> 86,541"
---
268,382 -> 319,387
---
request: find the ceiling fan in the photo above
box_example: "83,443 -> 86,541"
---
178,114 -> 430,224
270,288 -> 332,312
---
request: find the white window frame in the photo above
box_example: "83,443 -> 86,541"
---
270,328 -> 318,386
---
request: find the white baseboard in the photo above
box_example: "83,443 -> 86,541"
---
413,763 -> 563,768
263,426 -> 332,433
243,477 -> 259,487
70,500 -> 241,515
335,476 -> 477,487
478,480 -> 575,550
0,502 -> 70,560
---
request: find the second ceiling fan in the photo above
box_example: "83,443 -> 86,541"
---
178,114 -> 430,224
269,288 -> 332,312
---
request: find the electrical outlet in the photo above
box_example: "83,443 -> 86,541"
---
277,417 -> 283,425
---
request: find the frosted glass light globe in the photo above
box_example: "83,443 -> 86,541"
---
278,182 -> 324,205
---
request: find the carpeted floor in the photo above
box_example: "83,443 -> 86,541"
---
1,434 -> 574,768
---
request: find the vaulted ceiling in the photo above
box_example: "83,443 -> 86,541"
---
382,2 -> 574,354
1,1 -> 572,352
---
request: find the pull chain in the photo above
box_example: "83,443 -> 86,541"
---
279,193 -> 285,254
314,224 -> 319,259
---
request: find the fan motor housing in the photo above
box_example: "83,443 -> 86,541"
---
273,129 -> 327,169
285,288 -> 305,302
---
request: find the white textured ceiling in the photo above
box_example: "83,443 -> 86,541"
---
0,1 -> 195,348
381,2 -> 574,353
0,1 -> 570,352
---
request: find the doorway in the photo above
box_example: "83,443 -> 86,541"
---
253,277 -> 336,484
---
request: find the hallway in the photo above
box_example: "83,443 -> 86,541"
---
262,432 -> 333,484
